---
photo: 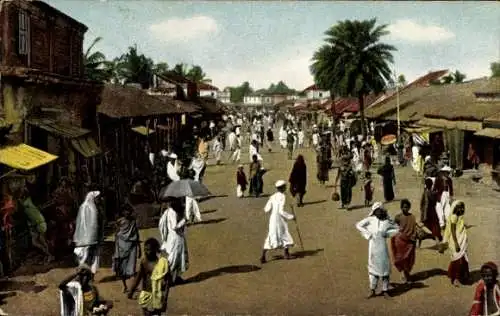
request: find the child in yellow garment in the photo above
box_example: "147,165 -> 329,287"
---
128,238 -> 171,316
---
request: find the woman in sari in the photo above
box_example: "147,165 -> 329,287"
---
391,199 -> 417,282
377,156 -> 396,202
316,138 -> 330,185
420,178 -> 442,247
289,155 -> 307,207
112,203 -> 141,293
443,200 -> 470,286
249,154 -> 264,197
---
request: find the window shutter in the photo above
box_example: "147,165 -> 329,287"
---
18,10 -> 28,55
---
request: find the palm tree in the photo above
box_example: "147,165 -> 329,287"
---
186,65 -> 210,83
310,19 -> 396,137
397,74 -> 407,87
83,37 -> 110,82
116,45 -> 154,89
171,63 -> 190,77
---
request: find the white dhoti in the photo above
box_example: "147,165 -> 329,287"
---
231,149 -> 241,162
236,185 -> 243,198
73,245 -> 99,273
436,191 -> 451,228
263,192 -> 294,250
185,196 -> 202,222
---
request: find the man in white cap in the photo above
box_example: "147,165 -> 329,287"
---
355,202 -> 399,298
167,153 -> 180,182
260,180 -> 295,264
435,165 -> 453,230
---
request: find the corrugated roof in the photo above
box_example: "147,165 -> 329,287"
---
98,85 -> 181,118
27,118 -> 91,138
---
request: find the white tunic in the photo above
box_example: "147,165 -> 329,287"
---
159,207 -> 188,280
167,162 -> 180,181
355,216 -> 399,277
263,192 -> 295,250
249,144 -> 263,162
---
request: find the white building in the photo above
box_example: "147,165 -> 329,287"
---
302,84 -> 330,100
243,94 -> 264,105
198,82 -> 219,98
218,88 -> 231,104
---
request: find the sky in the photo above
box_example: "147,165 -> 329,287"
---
46,1 -> 500,91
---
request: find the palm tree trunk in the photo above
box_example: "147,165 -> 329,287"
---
358,94 -> 366,138
330,90 -> 337,129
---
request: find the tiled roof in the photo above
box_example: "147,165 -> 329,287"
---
197,82 -> 219,91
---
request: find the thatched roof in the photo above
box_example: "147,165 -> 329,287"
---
195,97 -> 226,114
366,78 -> 500,122
97,85 -> 182,118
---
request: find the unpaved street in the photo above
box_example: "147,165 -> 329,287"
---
2,145 -> 499,315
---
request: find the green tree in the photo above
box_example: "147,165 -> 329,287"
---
230,81 -> 253,103
83,37 -> 110,82
437,70 -> 466,84
116,45 -> 154,89
171,63 -> 190,77
310,19 -> 396,136
154,62 -> 169,76
397,74 -> 407,87
186,65 -> 211,83
491,62 -> 500,77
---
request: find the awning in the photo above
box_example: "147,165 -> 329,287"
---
71,136 -> 102,158
0,144 -> 57,171
27,118 -> 90,138
418,118 -> 482,131
474,128 -> 500,139
131,126 -> 155,136
403,126 -> 442,133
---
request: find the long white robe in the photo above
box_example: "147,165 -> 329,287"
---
73,191 -> 100,273
167,161 -> 180,181
355,216 -> 399,277
185,196 -> 202,222
228,132 -> 237,151
160,207 -> 188,280
352,148 -> 363,172
263,192 -> 294,250
189,157 -> 205,182
249,144 -> 263,162
436,191 -> 451,228
279,128 -> 288,148
59,281 -> 83,316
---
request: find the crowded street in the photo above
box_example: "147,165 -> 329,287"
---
2,140 -> 499,315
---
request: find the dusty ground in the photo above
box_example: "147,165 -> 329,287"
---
1,142 -> 499,316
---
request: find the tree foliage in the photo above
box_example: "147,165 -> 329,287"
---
310,19 -> 396,136
490,62 -> 500,78
432,70 -> 467,85
229,82 -> 253,103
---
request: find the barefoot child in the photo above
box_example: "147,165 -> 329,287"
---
362,171 -> 374,206
59,265 -> 113,315
128,238 -> 171,316
236,165 -> 248,198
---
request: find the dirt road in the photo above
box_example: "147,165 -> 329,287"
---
2,145 -> 498,315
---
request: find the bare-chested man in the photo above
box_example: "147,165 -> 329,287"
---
128,238 -> 170,316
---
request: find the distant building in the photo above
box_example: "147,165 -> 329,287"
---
218,88 -> 231,104
302,84 -> 330,100
243,93 -> 265,106
197,81 -> 219,98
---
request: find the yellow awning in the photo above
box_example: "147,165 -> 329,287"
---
474,128 -> 500,139
131,126 -> 155,136
0,144 -> 57,171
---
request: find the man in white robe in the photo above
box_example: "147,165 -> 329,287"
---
158,201 -> 188,284
167,153 -> 180,182
260,180 -> 295,264
73,191 -> 102,274
228,130 -> 237,152
189,155 -> 205,182
355,202 -> 399,298
231,135 -> 242,163
279,126 -> 288,149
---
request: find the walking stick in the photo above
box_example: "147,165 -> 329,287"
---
289,204 -> 304,251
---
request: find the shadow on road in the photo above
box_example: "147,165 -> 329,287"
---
465,270 -> 482,285
0,280 -> 47,294
348,205 -> 367,211
12,252 -> 76,277
271,248 -> 325,261
183,265 -> 261,284
193,218 -> 227,225
201,209 -> 217,214
198,195 -> 229,202
411,268 -> 447,281
302,200 -> 327,206
388,281 -> 428,297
